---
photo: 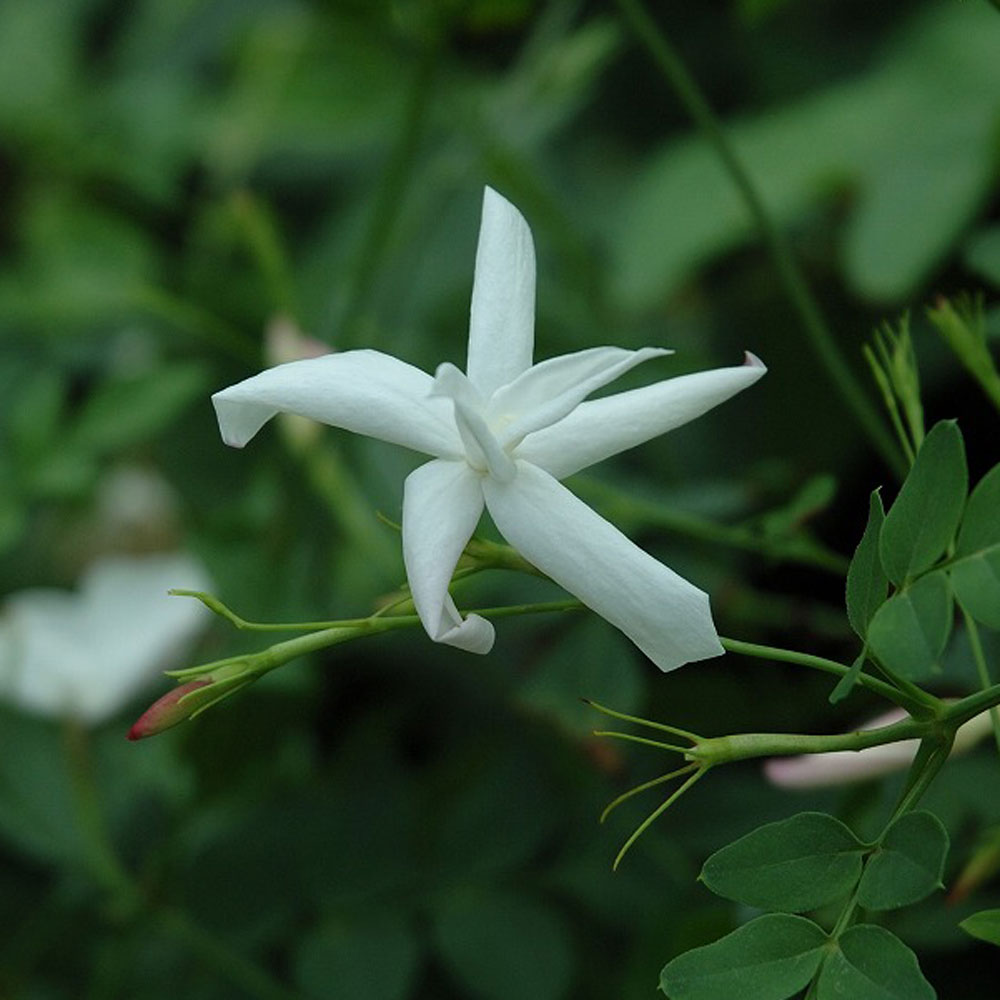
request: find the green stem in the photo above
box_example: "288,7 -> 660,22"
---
719,636 -> 929,713
691,715 -> 926,767
62,720 -> 139,908
129,285 -> 258,363
942,679 -> 1000,728
336,40 -> 438,347
963,609 -> 1000,755
614,0 -> 903,476
154,907 -> 302,1000
573,477 -> 849,575
230,191 -> 297,316
62,723 -> 303,999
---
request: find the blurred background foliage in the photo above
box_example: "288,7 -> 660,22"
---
1,0 -> 999,997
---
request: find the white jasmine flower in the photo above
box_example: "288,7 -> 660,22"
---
212,187 -> 765,670
0,553 -> 212,723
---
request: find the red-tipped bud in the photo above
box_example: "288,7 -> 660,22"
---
127,679 -> 211,740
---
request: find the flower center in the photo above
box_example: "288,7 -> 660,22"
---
431,364 -> 517,483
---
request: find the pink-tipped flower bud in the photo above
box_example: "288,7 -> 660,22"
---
127,679 -> 211,741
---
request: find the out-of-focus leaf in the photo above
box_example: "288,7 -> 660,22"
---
959,909 -> 1000,947
612,4 -> 1000,306
700,812 -> 865,913
856,812 -> 948,910
660,914 -> 827,1000
879,421 -> 966,586
71,364 -> 210,456
0,710 -> 86,870
294,912 -> 420,1000
431,888 -> 574,1000
846,489 -> 887,639
6,370 -> 65,462
815,925 -> 934,1000
866,571 -> 953,680
517,617 -> 645,735
965,227 -> 1000,289
430,744 -> 559,879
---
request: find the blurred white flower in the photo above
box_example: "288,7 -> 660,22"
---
764,706 -> 995,789
212,187 -> 765,671
0,553 -> 212,724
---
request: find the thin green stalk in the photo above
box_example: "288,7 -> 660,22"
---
613,766 -> 707,870
592,730 -> 688,755
719,636 -> 930,714
615,0 -> 903,476
600,764 -> 698,823
963,609 -> 1000,755
584,699 -> 699,741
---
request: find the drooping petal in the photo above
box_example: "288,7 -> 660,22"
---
487,346 -> 671,449
402,459 -> 494,654
483,461 -> 722,671
213,350 -> 462,458
515,353 -> 766,479
466,187 -> 536,397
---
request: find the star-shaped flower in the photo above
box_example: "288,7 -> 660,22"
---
212,187 -> 765,670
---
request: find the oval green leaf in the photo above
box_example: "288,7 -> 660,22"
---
955,462 -> 1000,556
700,812 -> 865,912
846,489 -> 888,639
857,811 -> 949,910
815,925 -> 935,1000
959,908 -> 1000,947
866,570 -> 953,680
950,462 -> 1000,628
660,914 -> 827,1000
879,420 -> 967,585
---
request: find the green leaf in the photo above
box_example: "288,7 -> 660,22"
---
879,421 -> 967,585
815,925 -> 935,1000
866,570 -> 953,680
431,888 -> 574,1000
959,908 -> 1000,947
846,489 -> 888,639
856,811 -> 949,910
293,912 -> 419,1000
965,226 -> 1000,289
950,462 -> 1000,628
829,649 -> 867,704
700,812 -> 865,913
660,914 -> 827,1000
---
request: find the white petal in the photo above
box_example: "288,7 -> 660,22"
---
516,352 -> 766,479
212,350 -> 462,458
402,459 -> 494,654
466,187 -> 536,397
483,462 -> 722,671
488,346 -> 671,448
0,553 -> 212,723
